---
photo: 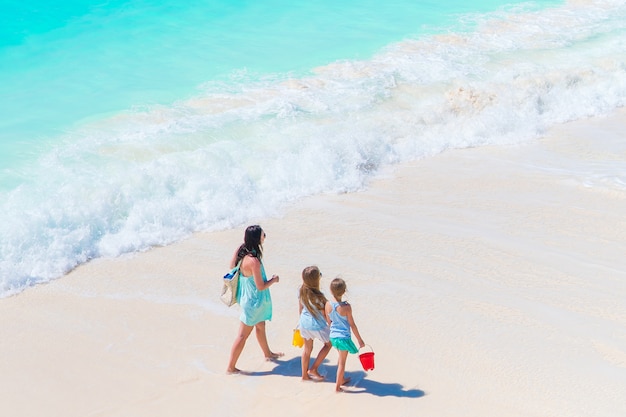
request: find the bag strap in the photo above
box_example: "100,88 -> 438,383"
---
233,257 -> 243,274
236,252 -> 253,271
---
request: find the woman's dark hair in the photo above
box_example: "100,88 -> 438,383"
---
236,225 -> 264,261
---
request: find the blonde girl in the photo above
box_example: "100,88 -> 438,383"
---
297,266 -> 332,381
325,277 -> 365,392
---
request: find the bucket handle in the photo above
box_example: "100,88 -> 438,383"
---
359,344 -> 374,354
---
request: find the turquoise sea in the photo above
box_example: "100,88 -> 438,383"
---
1,0 -> 625,296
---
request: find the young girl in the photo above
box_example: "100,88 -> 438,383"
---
325,277 -> 365,392
297,266 -> 332,381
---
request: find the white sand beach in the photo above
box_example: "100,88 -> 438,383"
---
1,109 -> 625,417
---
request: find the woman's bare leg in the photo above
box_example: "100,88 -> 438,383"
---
227,322 -> 254,373
254,321 -> 284,359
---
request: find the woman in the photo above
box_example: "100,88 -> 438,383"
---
226,225 -> 283,374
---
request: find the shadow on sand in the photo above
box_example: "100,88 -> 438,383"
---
245,356 -> 425,398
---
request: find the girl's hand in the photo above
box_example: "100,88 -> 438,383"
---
272,275 -> 280,283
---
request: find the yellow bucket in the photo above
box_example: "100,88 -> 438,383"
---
292,329 -> 304,348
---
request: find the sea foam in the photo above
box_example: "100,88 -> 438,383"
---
1,0 -> 625,296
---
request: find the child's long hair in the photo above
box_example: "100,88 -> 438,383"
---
299,266 -> 327,320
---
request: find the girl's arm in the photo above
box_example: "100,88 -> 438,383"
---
324,301 -> 332,325
345,304 -> 365,348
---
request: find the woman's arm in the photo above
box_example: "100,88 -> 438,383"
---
245,256 -> 278,291
229,248 -> 239,269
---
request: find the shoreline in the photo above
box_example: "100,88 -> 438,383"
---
1,108 -> 625,417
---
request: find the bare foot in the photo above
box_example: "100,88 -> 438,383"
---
226,368 -> 241,375
265,352 -> 284,360
307,371 -> 325,381
340,377 -> 351,386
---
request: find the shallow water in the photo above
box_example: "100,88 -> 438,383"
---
1,0 -> 624,296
